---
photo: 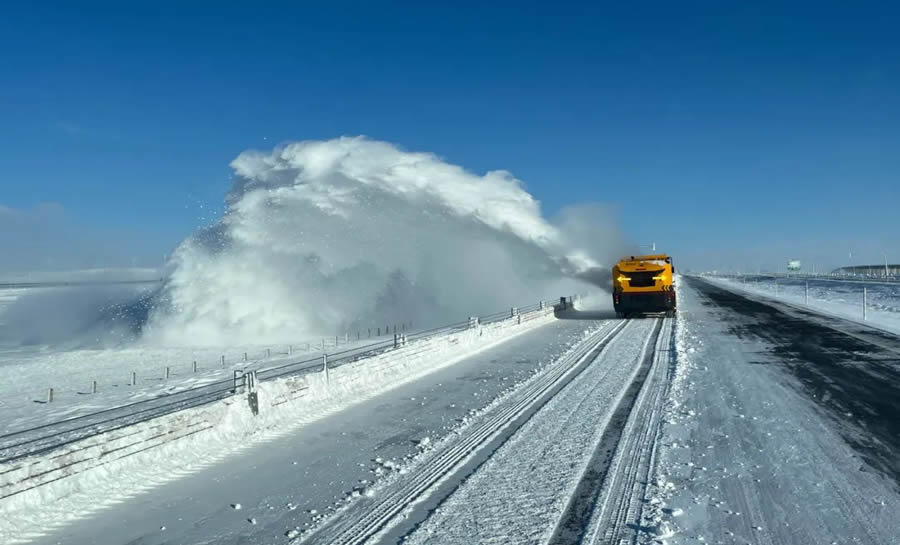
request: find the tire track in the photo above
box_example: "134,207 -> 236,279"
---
580,317 -> 673,545
300,320 -> 630,545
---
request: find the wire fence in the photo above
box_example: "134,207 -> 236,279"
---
0,299 -> 557,464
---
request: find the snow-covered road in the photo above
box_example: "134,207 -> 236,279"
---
25,317 -> 615,545
647,277 -> 900,545
401,318 -> 665,545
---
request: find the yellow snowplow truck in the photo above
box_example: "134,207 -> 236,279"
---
612,254 -> 676,318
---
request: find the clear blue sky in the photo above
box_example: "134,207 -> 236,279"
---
1,1 -> 898,272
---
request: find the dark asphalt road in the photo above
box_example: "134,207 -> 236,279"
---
688,276 -> 900,488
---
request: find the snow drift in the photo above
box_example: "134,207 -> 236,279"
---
142,137 -> 621,346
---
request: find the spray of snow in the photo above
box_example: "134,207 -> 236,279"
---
142,137 -> 621,346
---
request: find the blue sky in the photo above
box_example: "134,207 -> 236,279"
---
1,1 -> 898,272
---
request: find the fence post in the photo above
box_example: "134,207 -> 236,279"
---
863,287 -> 868,320
335,335 -> 339,346
131,372 -> 136,386
165,366 -> 170,380
47,388 -> 53,403
91,380 -> 97,394
377,327 -> 381,336
221,355 -> 225,367
244,352 -> 248,362
368,328 -> 371,337
323,353 -> 329,385
193,360 -> 198,373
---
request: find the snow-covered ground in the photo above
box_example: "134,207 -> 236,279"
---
0,305 -> 557,544
645,278 -> 900,544
7,276 -> 898,545
707,275 -> 900,336
0,284 -> 409,433
11,316 -> 604,545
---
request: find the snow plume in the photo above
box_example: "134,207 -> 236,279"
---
143,137 -> 620,346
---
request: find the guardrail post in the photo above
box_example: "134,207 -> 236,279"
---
335,335 -> 338,346
517,313 -> 522,325
805,281 -> 809,305
863,287 -> 868,320
47,388 -> 54,403
468,316 -> 479,329
539,301 -> 544,310
288,345 -> 293,355
244,352 -> 248,362
266,348 -> 271,358
221,355 -> 225,367
323,353 -> 329,385
393,333 -> 399,348
165,366 -> 170,380
131,372 -> 136,386
91,380 -> 97,394
193,360 -> 198,372
245,371 -> 259,416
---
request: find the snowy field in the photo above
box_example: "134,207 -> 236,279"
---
706,275 -> 900,335
0,288 -> 398,434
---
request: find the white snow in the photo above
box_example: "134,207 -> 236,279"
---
143,137 -> 612,346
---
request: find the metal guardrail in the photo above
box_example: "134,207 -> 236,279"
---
0,299 -> 557,465
707,272 -> 900,285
